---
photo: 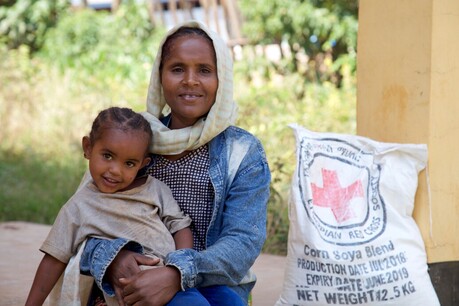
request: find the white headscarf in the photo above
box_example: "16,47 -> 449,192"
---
141,20 -> 238,155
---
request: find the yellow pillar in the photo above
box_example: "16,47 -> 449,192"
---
356,0 -> 459,265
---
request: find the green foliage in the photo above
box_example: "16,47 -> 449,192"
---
0,39 -> 137,223
0,46 -> 84,223
40,2 -> 165,90
0,0 -> 68,51
0,2 -> 357,255
239,0 -> 358,85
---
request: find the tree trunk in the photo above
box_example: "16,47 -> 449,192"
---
221,0 -> 242,41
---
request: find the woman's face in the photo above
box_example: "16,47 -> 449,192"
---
160,35 -> 218,129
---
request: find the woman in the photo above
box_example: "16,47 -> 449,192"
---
81,21 -> 271,306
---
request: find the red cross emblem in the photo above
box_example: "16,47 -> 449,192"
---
311,169 -> 364,223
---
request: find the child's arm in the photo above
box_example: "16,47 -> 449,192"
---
173,227 -> 193,249
25,253 -> 67,306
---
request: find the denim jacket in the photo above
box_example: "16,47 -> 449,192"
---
80,126 -> 271,303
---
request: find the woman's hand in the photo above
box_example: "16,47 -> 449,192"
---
106,249 -> 160,305
119,266 -> 181,306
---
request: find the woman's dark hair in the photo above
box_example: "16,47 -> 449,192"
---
159,26 -> 214,72
89,107 -> 152,150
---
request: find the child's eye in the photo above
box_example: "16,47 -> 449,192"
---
126,161 -> 136,168
103,153 -> 112,160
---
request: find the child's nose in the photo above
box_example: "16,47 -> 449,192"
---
109,163 -> 122,176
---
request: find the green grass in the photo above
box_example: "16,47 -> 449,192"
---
0,149 -> 85,223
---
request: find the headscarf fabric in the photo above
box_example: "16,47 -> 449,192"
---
142,20 -> 238,155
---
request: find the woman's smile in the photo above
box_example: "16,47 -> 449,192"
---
179,92 -> 203,101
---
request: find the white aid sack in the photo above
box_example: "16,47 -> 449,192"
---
276,124 -> 439,306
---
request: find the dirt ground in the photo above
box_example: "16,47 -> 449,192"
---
0,221 -> 286,306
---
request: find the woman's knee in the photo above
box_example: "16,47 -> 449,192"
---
166,288 -> 210,306
198,285 -> 245,306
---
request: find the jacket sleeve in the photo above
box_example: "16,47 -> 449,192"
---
165,138 -> 271,289
79,237 -> 143,296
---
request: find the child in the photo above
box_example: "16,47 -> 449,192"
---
25,106 -> 193,305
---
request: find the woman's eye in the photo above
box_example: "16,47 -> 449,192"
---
171,67 -> 184,73
200,66 -> 212,74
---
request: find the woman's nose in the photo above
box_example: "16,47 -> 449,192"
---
183,71 -> 199,86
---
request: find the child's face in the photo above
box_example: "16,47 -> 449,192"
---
161,35 -> 218,129
82,128 -> 150,193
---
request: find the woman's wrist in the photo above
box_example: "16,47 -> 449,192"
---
165,265 -> 182,292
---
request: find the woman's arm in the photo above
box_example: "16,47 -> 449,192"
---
26,254 -> 67,306
118,148 -> 270,305
168,158 -> 270,287
119,135 -> 271,306
167,132 -> 271,289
